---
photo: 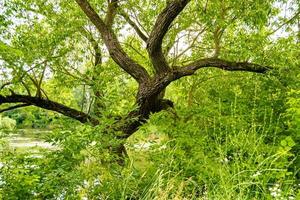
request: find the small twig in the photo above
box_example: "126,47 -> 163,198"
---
268,10 -> 300,36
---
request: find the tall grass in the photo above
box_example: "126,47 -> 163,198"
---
122,93 -> 298,200
0,91 -> 298,199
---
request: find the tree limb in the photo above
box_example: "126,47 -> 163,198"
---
268,10 -> 300,36
105,0 -> 118,28
75,0 -> 150,83
0,94 -> 98,125
21,80 -> 32,96
171,28 -> 206,65
131,58 -> 272,115
147,0 -> 190,74
80,27 -> 102,66
174,58 -> 271,78
0,82 -> 12,90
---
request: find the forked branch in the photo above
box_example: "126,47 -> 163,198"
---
147,0 -> 190,74
75,0 -> 150,83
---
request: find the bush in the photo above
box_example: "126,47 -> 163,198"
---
0,116 -> 16,131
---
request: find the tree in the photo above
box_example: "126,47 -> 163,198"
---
0,0 -> 299,159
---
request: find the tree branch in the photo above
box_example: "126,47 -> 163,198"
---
0,82 -> 12,90
0,94 -> 98,125
21,80 -> 32,96
119,11 -> 149,42
80,27 -> 102,66
174,58 -> 271,78
268,10 -> 300,36
130,58 -> 272,118
105,0 -> 118,28
75,0 -> 150,83
147,0 -> 190,74
171,28 -> 206,65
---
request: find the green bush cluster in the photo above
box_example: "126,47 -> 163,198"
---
0,116 -> 16,131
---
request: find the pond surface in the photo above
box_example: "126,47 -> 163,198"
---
1,129 -> 56,151
7,135 -> 56,149
1,129 -> 164,152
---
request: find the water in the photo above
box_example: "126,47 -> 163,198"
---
1,129 -> 57,151
7,136 -> 56,149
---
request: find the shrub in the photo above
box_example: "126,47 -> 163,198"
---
0,116 -> 16,131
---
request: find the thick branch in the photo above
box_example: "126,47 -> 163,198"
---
135,58 -> 271,103
147,0 -> 190,74
75,0 -> 150,83
174,58 -> 271,78
105,0 -> 118,28
0,94 -> 98,125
